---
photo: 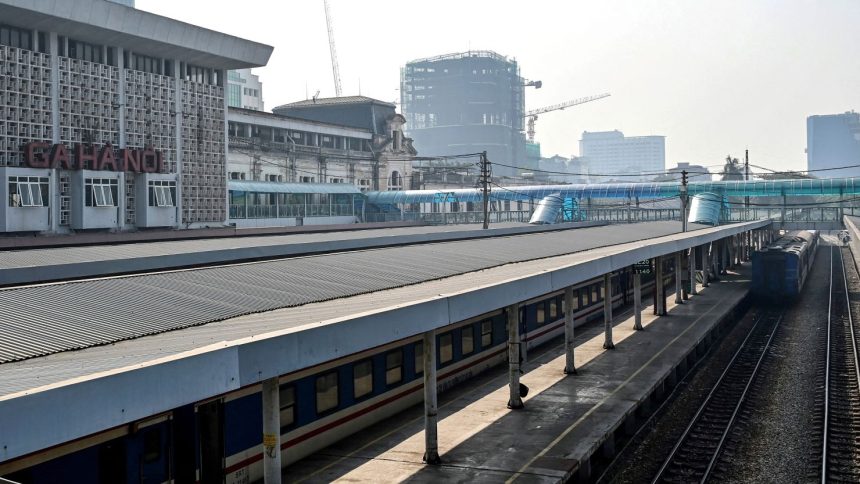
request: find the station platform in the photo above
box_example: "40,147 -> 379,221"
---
285,266 -> 751,483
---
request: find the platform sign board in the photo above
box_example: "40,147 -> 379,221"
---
633,260 -> 652,274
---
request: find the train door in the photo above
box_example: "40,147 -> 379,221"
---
173,404 -> 197,484
134,418 -> 171,484
98,438 -> 127,484
198,400 -> 225,484
763,254 -> 785,295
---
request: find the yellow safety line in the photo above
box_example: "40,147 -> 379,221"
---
505,288 -> 731,483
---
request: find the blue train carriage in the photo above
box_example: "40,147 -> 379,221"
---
2,263 -> 681,484
751,230 -> 819,300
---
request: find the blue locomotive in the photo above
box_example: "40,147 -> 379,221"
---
751,230 -> 819,300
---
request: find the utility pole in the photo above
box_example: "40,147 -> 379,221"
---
744,149 -> 750,216
681,170 -> 688,232
480,151 -> 490,229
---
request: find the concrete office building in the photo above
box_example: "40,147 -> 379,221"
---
807,111 -> 860,178
579,130 -> 665,181
400,51 -> 527,176
0,0 -> 272,235
227,68 -> 264,111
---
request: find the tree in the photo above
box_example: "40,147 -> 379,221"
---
721,155 -> 744,181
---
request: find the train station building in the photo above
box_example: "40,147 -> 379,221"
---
0,0 -> 272,234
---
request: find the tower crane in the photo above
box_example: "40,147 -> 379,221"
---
323,0 -> 342,97
525,93 -> 611,142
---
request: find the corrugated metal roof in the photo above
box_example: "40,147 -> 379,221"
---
0,222 -> 695,364
274,96 -> 395,109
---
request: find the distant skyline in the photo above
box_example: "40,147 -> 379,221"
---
138,0 -> 859,173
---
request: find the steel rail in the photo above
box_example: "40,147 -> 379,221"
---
822,245 -> 833,483
651,309 -> 777,483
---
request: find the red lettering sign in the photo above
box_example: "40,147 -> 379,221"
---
23,142 -> 169,174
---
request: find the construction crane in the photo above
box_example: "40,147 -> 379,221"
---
525,93 -> 611,142
323,0 -> 342,97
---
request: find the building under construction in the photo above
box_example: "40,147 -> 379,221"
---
401,51 -> 526,177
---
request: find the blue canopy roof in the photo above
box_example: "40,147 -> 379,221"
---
229,180 -> 361,195
366,178 -> 860,204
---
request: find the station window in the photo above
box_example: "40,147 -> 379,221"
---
481,320 -> 493,347
536,304 -> 545,325
385,350 -> 403,386
462,326 -> 474,356
353,360 -> 373,400
0,24 -> 32,50
8,176 -> 48,207
148,180 -> 176,207
439,333 -> 453,365
279,385 -> 296,428
550,298 -> 558,320
414,342 -> 423,376
315,371 -> 338,414
85,178 -> 117,207
67,38 -> 104,64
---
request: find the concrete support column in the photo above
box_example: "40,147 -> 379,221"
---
674,251 -> 683,304
689,248 -> 698,296
633,272 -> 643,330
423,330 -> 441,464
261,378 -> 282,484
564,287 -> 577,374
603,273 -> 615,349
507,304 -> 523,409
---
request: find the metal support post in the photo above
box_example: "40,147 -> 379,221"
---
261,378 -> 282,484
689,248 -> 698,295
564,287 -> 577,374
633,272 -> 643,330
603,273 -> 615,349
702,244 -> 710,287
507,304 -> 523,409
423,330 -> 441,464
675,251 -> 683,304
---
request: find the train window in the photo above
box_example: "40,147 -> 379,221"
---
279,385 -> 295,428
481,320 -> 493,347
536,304 -> 545,325
549,298 -> 558,320
143,428 -> 161,463
462,326 -> 474,356
600,283 -> 606,299
386,350 -> 403,386
573,290 -> 580,310
439,333 -> 453,364
353,360 -> 374,399
591,284 -> 599,303
414,342 -> 423,376
315,371 -> 339,414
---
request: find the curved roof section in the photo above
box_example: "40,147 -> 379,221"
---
273,96 -> 395,112
228,180 -> 361,195
366,178 -> 860,204
0,0 -> 272,69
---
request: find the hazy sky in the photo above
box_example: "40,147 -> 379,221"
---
139,0 -> 859,172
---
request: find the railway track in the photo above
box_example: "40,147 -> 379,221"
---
821,246 -> 860,482
651,308 -> 784,483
